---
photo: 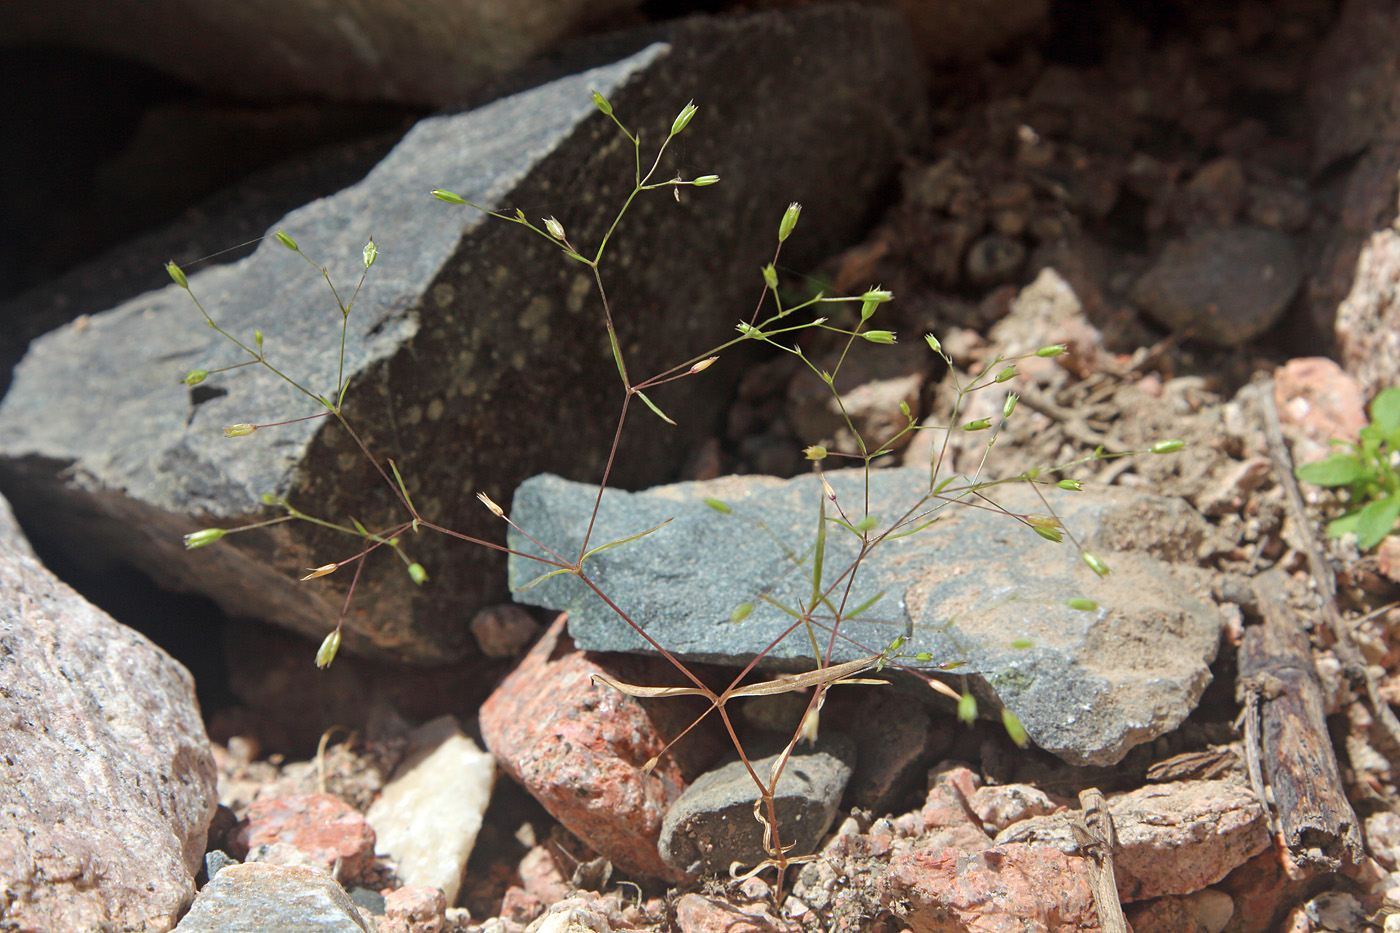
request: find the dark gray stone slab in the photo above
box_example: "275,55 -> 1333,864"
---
507,468 -> 1223,766
659,733 -> 855,877
0,7 -> 923,664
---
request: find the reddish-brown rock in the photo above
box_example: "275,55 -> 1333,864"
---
479,615 -> 723,882
234,793 -> 376,883
920,766 -> 993,852
1274,357 -> 1368,456
878,844 -> 1101,932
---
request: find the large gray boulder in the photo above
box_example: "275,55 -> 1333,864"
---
0,7 -> 924,664
4,0 -> 640,107
508,469 -> 1223,767
0,495 -> 217,932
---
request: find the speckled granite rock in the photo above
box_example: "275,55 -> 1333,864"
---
0,493 -> 217,933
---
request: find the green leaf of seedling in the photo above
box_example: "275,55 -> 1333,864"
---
1371,387 -> 1400,437
1296,453 -> 1371,487
513,566 -> 576,592
580,517 -> 675,564
1354,494 -> 1400,550
635,390 -> 676,425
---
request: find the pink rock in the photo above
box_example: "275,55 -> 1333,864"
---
1273,358 -> 1367,456
382,885 -> 447,933
1336,230 -> 1400,397
969,784 -> 1061,834
1366,810 -> 1400,868
0,507 -> 217,933
878,844 -> 1100,932
234,793 -> 376,883
479,615 -> 722,882
518,845 -> 571,907
920,766 -> 992,852
1127,895 -> 1211,933
674,893 -> 797,933
997,780 -> 1271,901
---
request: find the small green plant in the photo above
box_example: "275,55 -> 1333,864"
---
1296,386 -> 1400,550
169,91 -> 1183,895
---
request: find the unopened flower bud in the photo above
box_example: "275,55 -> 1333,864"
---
1001,708 -> 1029,747
183,528 -> 226,549
779,202 -> 801,242
1066,597 -> 1098,611
1003,393 -> 1019,418
590,89 -> 613,115
804,445 -> 827,461
363,239 -> 378,269
165,261 -> 188,289
301,563 -> 337,581
183,369 -> 208,386
704,497 -> 731,514
925,333 -> 942,354
1033,526 -> 1064,542
1081,550 -> 1111,578
1026,514 -> 1061,530
1151,439 -> 1185,454
762,264 -> 778,290
407,562 -> 428,585
477,492 -> 504,517
693,175 -> 720,186
274,229 -> 298,251
689,356 -> 718,374
1057,479 -> 1083,491
431,188 -> 467,204
958,692 -> 978,726
994,365 -> 1017,383
1035,343 -> 1068,357
543,216 -> 565,240
960,418 -> 992,431
224,423 -> 257,437
670,101 -> 697,137
315,629 -> 341,669
862,330 -> 896,344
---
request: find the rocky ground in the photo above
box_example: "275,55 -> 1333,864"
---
6,0 -> 1400,931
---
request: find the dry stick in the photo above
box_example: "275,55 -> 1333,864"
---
1257,378 -> 1400,768
1241,567 -> 1364,869
1069,788 -> 1128,933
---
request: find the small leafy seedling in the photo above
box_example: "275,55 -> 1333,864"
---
1295,386 -> 1400,550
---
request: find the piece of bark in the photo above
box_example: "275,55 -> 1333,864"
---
1237,571 -> 1364,870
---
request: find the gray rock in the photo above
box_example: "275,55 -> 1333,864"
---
658,733 -> 855,876
174,862 -> 372,933
0,502 -> 218,932
508,468 -> 1222,766
1131,226 -> 1302,346
0,6 -> 924,665
6,0 -> 640,107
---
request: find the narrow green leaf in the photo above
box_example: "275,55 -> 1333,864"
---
848,591 -> 886,617
388,458 -> 416,514
580,517 -> 675,563
635,390 -> 676,425
810,494 -> 827,616
608,327 -> 626,383
513,567 -> 575,592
